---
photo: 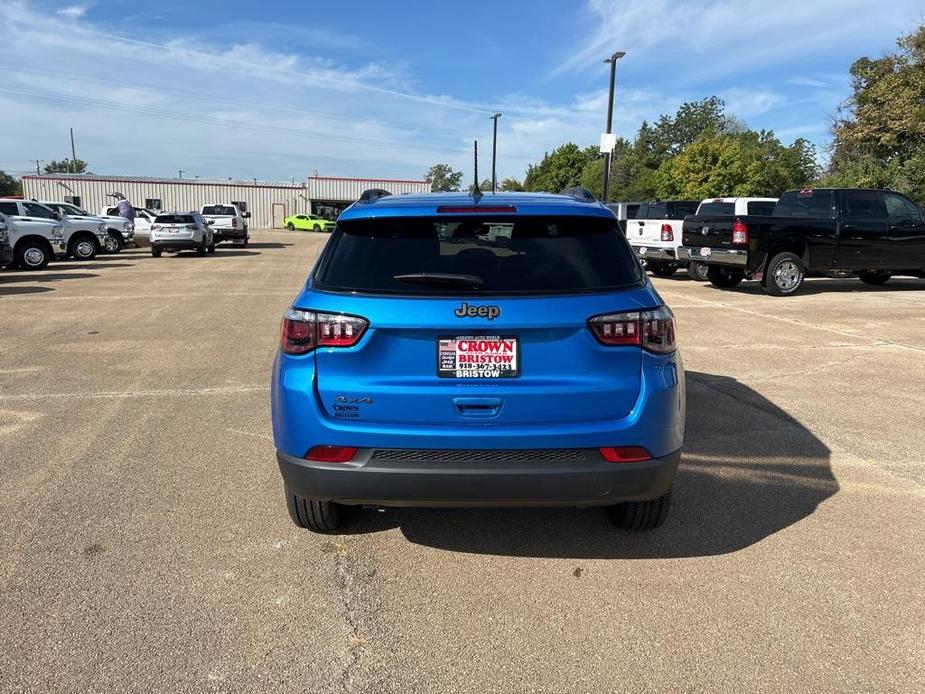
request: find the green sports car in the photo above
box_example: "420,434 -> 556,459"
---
284,214 -> 335,232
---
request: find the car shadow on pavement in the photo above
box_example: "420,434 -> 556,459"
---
244,242 -> 293,249
342,371 -> 838,559
0,285 -> 56,296
46,263 -> 135,271
0,272 -> 99,288
709,278 -> 925,296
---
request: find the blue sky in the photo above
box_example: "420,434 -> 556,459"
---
0,0 -> 922,185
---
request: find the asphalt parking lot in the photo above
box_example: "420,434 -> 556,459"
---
1,231 -> 923,693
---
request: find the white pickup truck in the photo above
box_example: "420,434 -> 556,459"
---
626,200 -> 700,276
0,206 -> 65,270
628,198 -> 779,279
40,200 -> 134,253
0,198 -> 107,264
200,204 -> 250,245
100,206 -> 159,241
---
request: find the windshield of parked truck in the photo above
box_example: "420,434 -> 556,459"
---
202,205 -> 237,216
697,202 -> 734,216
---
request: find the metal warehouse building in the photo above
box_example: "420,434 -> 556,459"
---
22,174 -> 430,229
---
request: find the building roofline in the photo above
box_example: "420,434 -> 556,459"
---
22,174 -> 306,190
308,175 -> 429,185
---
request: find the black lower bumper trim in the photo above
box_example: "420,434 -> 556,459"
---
276,448 -> 680,507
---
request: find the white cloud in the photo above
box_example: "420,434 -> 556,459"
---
56,4 -> 86,19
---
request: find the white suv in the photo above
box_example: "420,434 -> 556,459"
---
150,211 -> 215,257
0,199 -> 106,263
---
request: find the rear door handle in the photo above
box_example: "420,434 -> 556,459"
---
453,397 -> 503,418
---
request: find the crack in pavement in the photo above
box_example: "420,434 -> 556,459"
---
331,539 -> 367,694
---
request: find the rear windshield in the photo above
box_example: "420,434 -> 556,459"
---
697,202 -> 734,216
774,190 -> 833,218
155,214 -> 194,224
201,205 -> 237,216
626,204 -> 641,219
641,201 -> 699,219
747,200 -> 776,215
315,216 -> 643,295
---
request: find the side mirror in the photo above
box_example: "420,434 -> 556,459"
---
53,212 -> 62,221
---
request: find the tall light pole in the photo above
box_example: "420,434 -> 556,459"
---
601,51 -> 626,203
490,113 -> 502,192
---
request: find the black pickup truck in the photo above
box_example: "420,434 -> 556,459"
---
678,188 -> 925,295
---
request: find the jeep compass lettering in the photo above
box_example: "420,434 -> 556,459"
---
271,190 -> 686,532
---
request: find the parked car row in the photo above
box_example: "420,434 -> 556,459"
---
0,198 -> 254,270
614,188 -> 925,296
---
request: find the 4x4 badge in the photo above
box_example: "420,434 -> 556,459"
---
454,302 -> 500,320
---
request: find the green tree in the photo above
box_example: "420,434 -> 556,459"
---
825,25 -> 925,202
425,163 -> 463,192
523,143 -> 598,193
0,170 -> 21,196
44,159 -> 89,174
498,177 -> 524,191
654,131 -> 816,199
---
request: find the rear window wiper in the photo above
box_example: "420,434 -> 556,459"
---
393,273 -> 484,290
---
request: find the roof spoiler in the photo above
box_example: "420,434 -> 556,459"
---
559,186 -> 597,202
358,188 -> 391,203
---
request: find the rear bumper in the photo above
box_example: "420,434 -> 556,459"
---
678,246 -> 747,267
277,448 -> 680,507
630,245 -> 677,263
216,228 -> 247,241
151,238 -> 201,250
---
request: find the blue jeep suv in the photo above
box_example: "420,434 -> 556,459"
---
271,189 -> 685,532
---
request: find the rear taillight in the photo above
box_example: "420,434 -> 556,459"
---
280,309 -> 368,355
732,220 -> 749,245
437,205 -> 517,214
660,223 -> 674,242
305,445 -> 358,463
599,446 -> 652,463
232,218 -> 238,228
588,306 -> 676,354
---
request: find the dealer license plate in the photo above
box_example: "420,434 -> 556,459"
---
437,336 -> 520,379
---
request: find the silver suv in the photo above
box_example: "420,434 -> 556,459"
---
150,212 -> 216,257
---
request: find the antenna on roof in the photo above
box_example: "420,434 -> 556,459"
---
471,140 -> 482,199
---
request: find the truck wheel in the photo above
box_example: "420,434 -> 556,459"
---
207,243 -> 216,254
648,261 -> 679,277
151,247 -> 162,258
287,222 -> 295,231
765,252 -> 805,296
104,231 -> 123,254
707,265 -> 745,288
607,489 -> 671,531
285,490 -> 343,532
15,240 -> 51,270
687,261 -> 710,281
69,235 -> 98,261
858,271 -> 890,286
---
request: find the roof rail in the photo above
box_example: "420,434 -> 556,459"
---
358,188 -> 392,203
559,186 -> 597,202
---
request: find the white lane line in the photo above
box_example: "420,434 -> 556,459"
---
0,385 -> 269,401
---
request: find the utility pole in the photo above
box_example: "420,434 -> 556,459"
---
69,128 -> 78,173
601,51 -> 626,203
31,160 -> 43,175
489,113 -> 502,192
178,170 -> 183,179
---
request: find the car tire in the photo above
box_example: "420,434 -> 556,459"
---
285,490 -> 343,532
197,241 -> 207,257
764,252 -> 805,296
14,240 -> 51,270
104,231 -> 123,254
687,261 -> 710,281
858,271 -> 890,286
314,224 -> 323,232
287,223 -> 295,231
207,244 -> 216,254
607,489 -> 671,531
69,235 -> 98,261
648,261 -> 679,277
151,247 -> 162,258
707,265 -> 745,288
